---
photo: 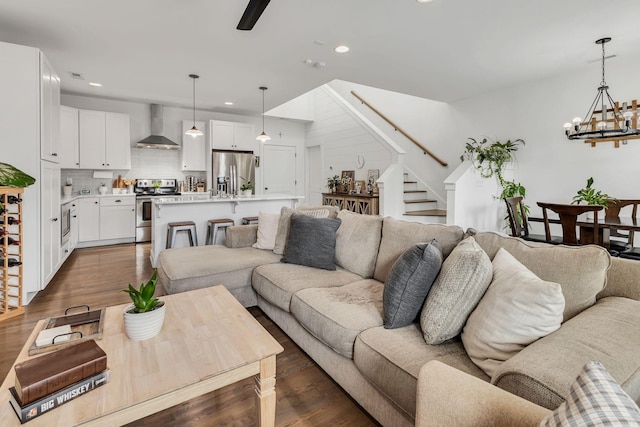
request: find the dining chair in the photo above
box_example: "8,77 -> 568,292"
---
606,199 -> 640,260
536,202 -> 603,246
504,197 -> 561,244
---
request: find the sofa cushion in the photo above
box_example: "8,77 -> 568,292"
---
541,361 -> 640,427
474,231 -> 611,321
252,211 -> 280,250
157,246 -> 281,294
290,279 -> 384,358
354,324 -> 489,418
462,248 -> 565,377
374,217 -> 465,283
281,214 -> 341,270
492,297 -> 640,410
273,205 -> 338,255
420,237 -> 492,345
383,240 -> 442,329
334,210 -> 383,278
252,263 -> 362,312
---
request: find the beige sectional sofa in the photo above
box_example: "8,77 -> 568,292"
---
157,210 -> 640,426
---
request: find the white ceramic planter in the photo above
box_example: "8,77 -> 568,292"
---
123,301 -> 166,341
242,190 -> 253,197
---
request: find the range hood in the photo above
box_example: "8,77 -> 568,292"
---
136,104 -> 180,150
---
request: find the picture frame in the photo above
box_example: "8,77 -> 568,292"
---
340,170 -> 355,193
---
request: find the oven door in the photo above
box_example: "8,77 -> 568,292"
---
61,203 -> 71,244
136,198 -> 153,227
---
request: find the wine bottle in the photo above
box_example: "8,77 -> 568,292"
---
7,196 -> 22,204
1,257 -> 22,267
0,207 -> 6,215
0,227 -> 7,236
7,237 -> 20,245
0,217 -> 21,225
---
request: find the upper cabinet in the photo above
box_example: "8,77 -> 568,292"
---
40,53 -> 61,163
181,120 -> 206,171
210,120 -> 256,152
59,106 -> 79,168
79,109 -> 131,170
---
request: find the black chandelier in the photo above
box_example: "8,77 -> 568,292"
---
564,37 -> 639,141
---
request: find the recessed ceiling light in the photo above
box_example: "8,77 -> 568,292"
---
224,101 -> 234,106
89,82 -> 102,87
416,0 -> 433,3
334,45 -> 350,54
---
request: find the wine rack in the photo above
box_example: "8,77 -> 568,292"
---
0,186 -> 24,321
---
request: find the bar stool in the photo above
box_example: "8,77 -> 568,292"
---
166,221 -> 198,249
241,216 -> 259,225
205,218 -> 235,245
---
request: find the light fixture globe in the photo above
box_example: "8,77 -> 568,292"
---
256,86 -> 271,142
185,74 -> 203,137
565,38 -> 640,141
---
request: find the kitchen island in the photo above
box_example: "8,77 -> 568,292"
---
150,194 -> 302,266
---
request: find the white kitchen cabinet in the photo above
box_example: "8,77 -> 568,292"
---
78,198 -> 100,242
59,106 -> 79,168
181,120 -> 206,171
1,41 -> 61,302
40,54 -> 61,163
41,161 -> 61,288
79,110 -> 131,170
99,197 -> 135,239
210,120 -> 256,152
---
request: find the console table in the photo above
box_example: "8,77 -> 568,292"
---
323,193 -> 379,215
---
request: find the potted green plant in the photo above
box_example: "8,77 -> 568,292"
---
572,177 -> 616,220
0,162 -> 36,188
121,270 -> 165,340
240,180 -> 254,196
326,175 -> 340,193
460,137 -> 524,186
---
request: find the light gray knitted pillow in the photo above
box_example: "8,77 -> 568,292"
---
420,236 -> 492,345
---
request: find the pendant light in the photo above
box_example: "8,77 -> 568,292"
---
256,86 -> 271,142
564,37 -> 639,141
185,74 -> 203,137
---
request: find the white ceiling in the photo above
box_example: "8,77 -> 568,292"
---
2,0 -> 640,116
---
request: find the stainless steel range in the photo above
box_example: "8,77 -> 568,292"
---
135,179 -> 180,243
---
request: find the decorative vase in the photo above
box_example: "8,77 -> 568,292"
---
123,301 -> 166,341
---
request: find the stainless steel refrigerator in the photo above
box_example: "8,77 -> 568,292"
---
211,150 -> 255,196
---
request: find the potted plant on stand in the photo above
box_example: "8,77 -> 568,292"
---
240,180 -> 254,197
572,177 -> 616,220
122,270 -> 165,341
326,175 -> 340,193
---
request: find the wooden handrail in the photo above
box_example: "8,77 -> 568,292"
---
351,90 -> 448,167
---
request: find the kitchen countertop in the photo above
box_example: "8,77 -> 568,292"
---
153,194 -> 303,205
61,193 -> 136,205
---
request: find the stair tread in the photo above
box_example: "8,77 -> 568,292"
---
404,209 -> 447,217
404,190 -> 427,194
404,199 -> 437,203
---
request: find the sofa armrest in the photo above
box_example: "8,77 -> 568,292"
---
598,256 -> 640,301
416,361 -> 550,427
225,225 -> 258,248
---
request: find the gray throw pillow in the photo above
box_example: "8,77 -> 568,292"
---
281,213 -> 342,271
383,240 -> 443,329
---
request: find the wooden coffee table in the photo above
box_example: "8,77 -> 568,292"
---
0,286 -> 284,426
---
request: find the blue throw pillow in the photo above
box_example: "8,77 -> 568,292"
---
281,213 -> 342,271
383,240 -> 443,329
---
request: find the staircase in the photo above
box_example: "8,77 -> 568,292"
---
402,172 -> 446,224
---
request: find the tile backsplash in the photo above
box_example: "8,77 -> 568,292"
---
61,147 -> 206,195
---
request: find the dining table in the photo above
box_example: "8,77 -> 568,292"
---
527,215 -> 640,248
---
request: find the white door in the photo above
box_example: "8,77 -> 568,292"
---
307,145 -> 322,205
262,145 -> 296,195
79,109 -> 106,169
105,112 -> 131,169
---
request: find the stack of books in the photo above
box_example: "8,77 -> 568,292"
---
8,340 -> 109,424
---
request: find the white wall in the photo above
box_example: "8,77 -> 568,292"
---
305,87 -> 394,198
450,53 -> 640,233
60,94 -> 307,194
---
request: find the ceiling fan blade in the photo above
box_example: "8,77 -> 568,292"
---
237,0 -> 271,31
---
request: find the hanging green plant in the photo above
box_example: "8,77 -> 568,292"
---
460,138 -> 525,186
0,162 -> 36,188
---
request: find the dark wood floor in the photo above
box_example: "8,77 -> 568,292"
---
0,243 -> 379,426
